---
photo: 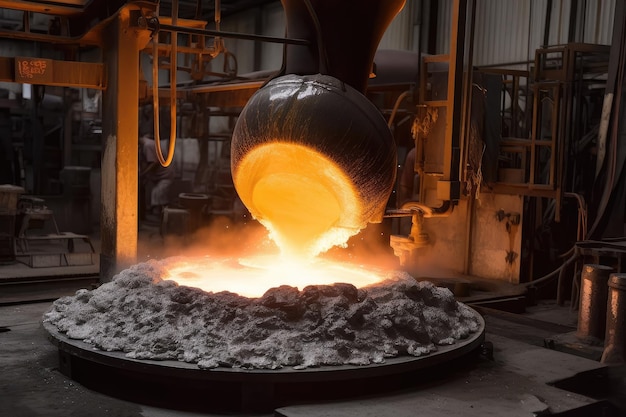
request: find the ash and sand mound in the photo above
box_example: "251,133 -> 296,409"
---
44,258 -> 481,370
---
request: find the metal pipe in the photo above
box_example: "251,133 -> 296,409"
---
385,200 -> 453,219
461,0 -> 477,276
564,192 -> 587,240
443,0 -> 466,189
387,90 -> 411,128
215,0 -> 221,31
146,20 -> 309,46
521,251 -> 579,287
576,264 -> 612,344
543,0 -> 553,47
602,273 -> 626,364
207,0 -> 224,58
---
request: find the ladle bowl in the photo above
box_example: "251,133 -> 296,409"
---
231,73 -> 396,253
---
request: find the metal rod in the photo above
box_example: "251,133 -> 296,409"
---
148,21 -> 309,46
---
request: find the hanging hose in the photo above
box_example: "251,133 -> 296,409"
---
152,0 -> 178,167
387,90 -> 411,128
521,192 -> 587,297
521,250 -> 579,288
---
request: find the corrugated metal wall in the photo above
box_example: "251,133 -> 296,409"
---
379,2 -> 413,51
260,3 -> 286,70
582,0 -> 616,44
221,2 -> 286,74
436,0 -> 616,67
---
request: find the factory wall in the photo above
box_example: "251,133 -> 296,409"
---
220,3 -> 284,75
408,174 -> 524,283
436,0 -> 616,68
378,0 -> 415,51
469,194 -> 524,282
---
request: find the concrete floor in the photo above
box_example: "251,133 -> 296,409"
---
1,301 -> 267,417
1,298 -> 623,417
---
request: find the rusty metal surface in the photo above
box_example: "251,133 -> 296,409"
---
602,274 -> 626,364
0,57 -> 105,89
0,0 -> 89,15
576,264 -> 613,343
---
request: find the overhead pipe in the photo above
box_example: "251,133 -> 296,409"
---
146,22 -> 309,46
386,200 -> 454,219
386,201 -> 454,265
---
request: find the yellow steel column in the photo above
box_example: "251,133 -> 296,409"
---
100,5 -> 151,281
437,0 -> 466,202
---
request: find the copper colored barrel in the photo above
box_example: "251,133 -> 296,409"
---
576,264 -> 612,343
602,273 -> 626,364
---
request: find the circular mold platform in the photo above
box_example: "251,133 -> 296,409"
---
44,312 -> 485,413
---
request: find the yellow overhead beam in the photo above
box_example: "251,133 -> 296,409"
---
0,56 -> 105,89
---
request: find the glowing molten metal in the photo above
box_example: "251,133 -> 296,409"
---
164,255 -> 386,299
234,142 -> 363,258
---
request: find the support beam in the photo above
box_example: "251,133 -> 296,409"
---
0,0 -> 84,16
100,4 -> 152,281
437,0 -> 466,201
0,57 -> 105,89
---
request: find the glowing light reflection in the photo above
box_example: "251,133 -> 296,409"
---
164,255 -> 385,298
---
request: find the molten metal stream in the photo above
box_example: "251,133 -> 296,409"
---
164,141 -> 387,297
165,142 -> 386,298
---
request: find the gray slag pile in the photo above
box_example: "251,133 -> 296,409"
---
44,258 -> 481,370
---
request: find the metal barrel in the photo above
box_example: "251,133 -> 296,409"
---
602,273 -> 626,364
576,264 -> 612,343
